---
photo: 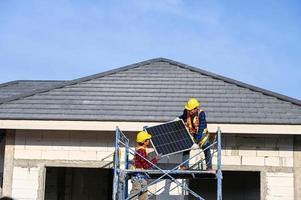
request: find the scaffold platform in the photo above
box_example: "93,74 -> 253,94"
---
125,169 -> 216,179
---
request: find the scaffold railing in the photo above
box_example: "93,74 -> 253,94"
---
112,126 -> 223,200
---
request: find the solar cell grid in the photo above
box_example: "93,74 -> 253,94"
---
146,120 -> 194,156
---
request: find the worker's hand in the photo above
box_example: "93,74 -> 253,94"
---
157,153 -> 163,160
191,143 -> 200,150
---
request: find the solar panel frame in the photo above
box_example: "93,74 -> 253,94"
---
145,120 -> 194,157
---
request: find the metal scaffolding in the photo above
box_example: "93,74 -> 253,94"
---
112,127 -> 223,200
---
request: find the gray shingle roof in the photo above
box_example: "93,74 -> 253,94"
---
0,58 -> 300,124
0,80 -> 65,102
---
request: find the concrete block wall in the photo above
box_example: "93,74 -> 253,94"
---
209,135 -> 292,168
212,134 -> 294,168
266,172 -> 294,200
11,129 -> 116,200
8,130 -> 297,200
14,130 -> 115,162
11,167 -> 40,200
210,134 -> 295,200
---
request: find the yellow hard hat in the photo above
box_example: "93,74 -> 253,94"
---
136,131 -> 152,143
185,98 -> 200,110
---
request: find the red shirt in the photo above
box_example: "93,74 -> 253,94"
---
134,146 -> 158,169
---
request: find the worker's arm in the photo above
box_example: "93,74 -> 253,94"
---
195,111 -> 208,143
135,149 -> 158,170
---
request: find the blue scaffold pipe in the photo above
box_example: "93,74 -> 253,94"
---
217,127 -> 223,200
112,127 -> 120,200
124,135 -> 129,198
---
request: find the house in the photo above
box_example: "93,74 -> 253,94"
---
0,58 -> 300,200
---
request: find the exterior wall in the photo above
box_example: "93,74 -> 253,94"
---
3,129 -> 298,200
294,135 -> 301,200
12,166 -> 40,200
14,130 -> 115,161
210,134 -> 295,200
11,129 -> 115,200
266,172 -> 294,200
2,130 -> 15,197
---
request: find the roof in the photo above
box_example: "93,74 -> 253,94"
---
0,80 -> 65,102
0,58 -> 300,124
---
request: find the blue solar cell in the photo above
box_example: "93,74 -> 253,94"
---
146,120 -> 194,156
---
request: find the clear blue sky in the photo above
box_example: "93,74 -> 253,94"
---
0,0 -> 300,99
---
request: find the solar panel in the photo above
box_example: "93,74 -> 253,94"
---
145,120 -> 194,157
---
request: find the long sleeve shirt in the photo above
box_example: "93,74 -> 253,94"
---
134,147 -> 158,169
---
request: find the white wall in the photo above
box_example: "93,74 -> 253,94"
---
12,129 -> 115,200
266,172 -> 294,200
211,134 -> 294,168
14,130 -> 114,161
9,130 -> 296,200
211,134 -> 295,200
12,167 -> 40,200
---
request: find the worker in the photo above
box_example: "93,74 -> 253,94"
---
130,131 -> 158,200
179,98 -> 213,171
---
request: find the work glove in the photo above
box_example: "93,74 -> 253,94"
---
191,143 -> 200,150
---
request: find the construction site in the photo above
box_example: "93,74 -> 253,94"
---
0,58 -> 300,200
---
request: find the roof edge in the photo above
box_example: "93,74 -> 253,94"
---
158,58 -> 301,106
0,80 -> 20,88
0,58 -> 161,105
0,80 -> 66,88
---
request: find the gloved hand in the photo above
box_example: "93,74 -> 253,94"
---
156,153 -> 163,160
191,143 -> 200,150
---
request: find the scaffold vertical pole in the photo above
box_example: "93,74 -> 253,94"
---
112,127 -> 120,200
124,135 -> 129,198
217,127 -> 223,200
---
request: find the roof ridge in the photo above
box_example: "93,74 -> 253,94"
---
16,80 -> 67,82
0,58 -> 160,105
159,58 -> 301,106
1,57 -> 300,106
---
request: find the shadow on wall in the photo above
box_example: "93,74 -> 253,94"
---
222,134 -> 294,151
14,130 -> 116,148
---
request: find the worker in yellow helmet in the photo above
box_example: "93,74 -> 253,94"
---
179,98 -> 213,171
130,131 -> 158,200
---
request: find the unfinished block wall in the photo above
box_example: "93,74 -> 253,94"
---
4,130 -> 298,200
211,134 -> 295,200
11,129 -> 115,200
